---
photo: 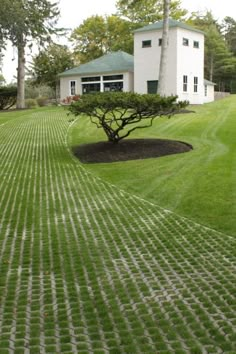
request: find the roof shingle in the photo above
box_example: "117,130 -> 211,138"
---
59,51 -> 134,77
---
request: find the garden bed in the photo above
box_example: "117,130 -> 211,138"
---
73,138 -> 193,163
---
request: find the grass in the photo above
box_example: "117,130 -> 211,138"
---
0,103 -> 235,353
69,95 -> 236,237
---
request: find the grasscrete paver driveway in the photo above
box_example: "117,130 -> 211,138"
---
0,109 -> 235,353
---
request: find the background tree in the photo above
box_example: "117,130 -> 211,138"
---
31,43 -> 74,96
116,0 -> 187,24
71,15 -> 133,64
189,12 -> 236,92
69,92 -> 188,143
221,17 -> 236,55
0,0 -> 61,108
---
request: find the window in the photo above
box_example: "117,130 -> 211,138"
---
147,80 -> 158,94
82,83 -> 100,94
142,40 -> 152,48
81,76 -> 100,82
194,77 -> 198,92
103,75 -> 123,81
205,85 -> 207,97
193,41 -> 199,48
183,38 -> 189,46
70,81 -> 76,95
104,82 -> 123,92
158,38 -> 162,46
183,75 -> 188,92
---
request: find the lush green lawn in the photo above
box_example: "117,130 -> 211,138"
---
0,104 -> 235,353
69,95 -> 236,237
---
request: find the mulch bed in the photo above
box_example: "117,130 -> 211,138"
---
72,138 -> 193,163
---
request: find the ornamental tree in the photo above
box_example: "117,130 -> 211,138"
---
69,92 -> 188,143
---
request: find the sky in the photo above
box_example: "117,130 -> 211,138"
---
2,0 -> 235,83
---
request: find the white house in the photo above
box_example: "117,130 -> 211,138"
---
59,19 -> 215,104
134,19 -> 206,104
59,51 -> 134,100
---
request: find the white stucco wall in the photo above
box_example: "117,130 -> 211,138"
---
134,26 -> 205,104
123,72 -> 134,92
60,71 -> 133,101
176,28 -> 204,104
203,84 -> 215,103
60,76 -> 82,101
134,29 -> 178,94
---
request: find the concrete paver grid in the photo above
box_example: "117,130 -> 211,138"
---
0,110 -> 235,353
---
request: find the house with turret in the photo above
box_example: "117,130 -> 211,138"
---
59,19 -> 215,104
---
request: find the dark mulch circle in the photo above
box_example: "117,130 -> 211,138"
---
72,138 -> 193,163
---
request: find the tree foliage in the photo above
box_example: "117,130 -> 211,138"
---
221,17 -> 236,55
69,92 -> 188,143
188,12 -> 236,91
0,85 -> 17,110
24,79 -> 55,99
0,0 -> 61,108
70,15 -> 134,63
31,43 -> 74,91
116,0 -> 187,24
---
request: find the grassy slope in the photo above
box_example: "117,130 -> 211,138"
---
69,95 -> 236,237
0,106 -> 235,353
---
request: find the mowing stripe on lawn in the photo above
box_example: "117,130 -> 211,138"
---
0,108 -> 235,353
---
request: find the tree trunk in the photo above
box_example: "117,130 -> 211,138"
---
16,43 -> 25,109
157,0 -> 170,96
209,55 -> 214,82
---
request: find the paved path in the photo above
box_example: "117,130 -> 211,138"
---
0,109 -> 235,353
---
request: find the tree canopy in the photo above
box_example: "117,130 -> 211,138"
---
31,43 -> 74,92
188,12 -> 236,92
70,15 -> 134,64
69,92 -> 188,143
221,17 -> 236,55
116,0 -> 187,24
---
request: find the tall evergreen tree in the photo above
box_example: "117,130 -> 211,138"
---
221,17 -> 236,55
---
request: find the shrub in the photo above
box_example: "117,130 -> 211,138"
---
37,97 -> 48,107
69,92 -> 188,143
0,86 -> 17,110
25,98 -> 38,109
25,82 -> 55,99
